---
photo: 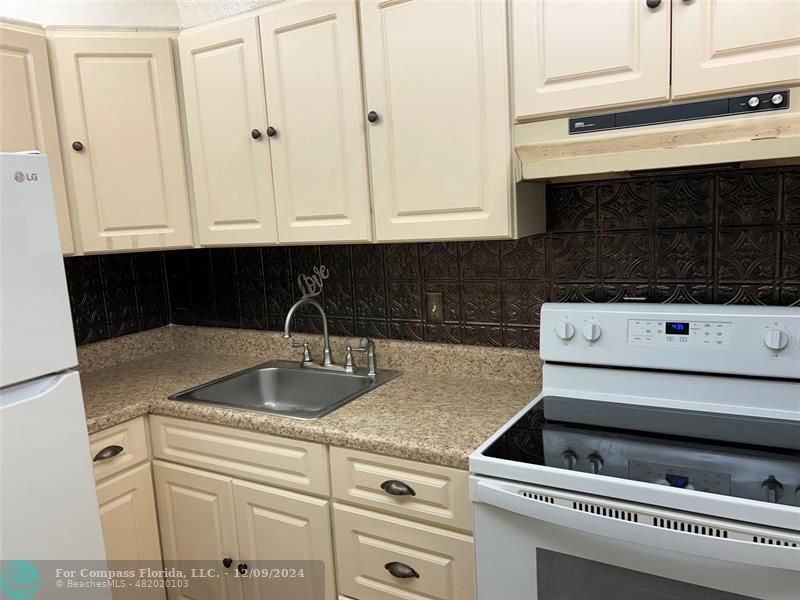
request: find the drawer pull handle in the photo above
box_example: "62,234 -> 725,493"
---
380,480 -> 416,496
222,557 -> 232,569
384,561 -> 419,579
237,563 -> 248,575
93,445 -> 124,462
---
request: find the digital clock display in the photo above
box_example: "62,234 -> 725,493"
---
666,322 -> 690,335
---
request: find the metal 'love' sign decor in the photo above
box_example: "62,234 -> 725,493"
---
297,265 -> 329,299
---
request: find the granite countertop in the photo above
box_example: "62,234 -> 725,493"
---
79,327 -> 540,469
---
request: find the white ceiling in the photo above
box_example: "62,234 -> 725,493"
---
0,0 -> 283,29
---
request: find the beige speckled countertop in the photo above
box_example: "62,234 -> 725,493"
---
79,326 -> 541,469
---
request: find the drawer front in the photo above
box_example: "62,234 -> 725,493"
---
90,416 -> 150,481
333,503 -> 475,600
150,416 -> 329,497
330,447 -> 472,531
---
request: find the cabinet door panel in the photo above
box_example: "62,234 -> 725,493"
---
512,0 -> 670,118
361,0 -> 511,241
233,480 -> 335,600
49,33 -> 192,252
0,24 -> 73,254
260,0 -> 372,243
180,17 -> 277,245
96,463 -> 165,600
672,0 -> 800,98
153,461 -> 242,600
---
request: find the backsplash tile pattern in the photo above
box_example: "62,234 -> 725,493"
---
64,252 -> 170,345
65,166 -> 800,348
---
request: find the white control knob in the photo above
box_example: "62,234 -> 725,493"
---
556,321 -> 576,341
763,329 -> 789,352
582,322 -> 602,342
747,96 -> 761,108
771,93 -> 784,106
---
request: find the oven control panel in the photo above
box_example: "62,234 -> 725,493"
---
627,319 -> 732,348
541,303 -> 799,379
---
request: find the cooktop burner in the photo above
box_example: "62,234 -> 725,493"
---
482,397 -> 800,507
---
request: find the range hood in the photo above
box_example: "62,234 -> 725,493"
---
514,88 -> 800,181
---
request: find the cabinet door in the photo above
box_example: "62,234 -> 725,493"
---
672,0 -> 800,98
361,0 -> 512,241
180,17 -> 278,246
259,0 -> 372,243
511,0 -> 670,119
233,480 -> 335,600
153,461 -> 243,600
96,463 -> 165,600
49,32 -> 192,253
0,23 -> 74,254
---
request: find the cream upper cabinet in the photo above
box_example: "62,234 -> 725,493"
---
259,0 -> 372,243
49,32 -> 192,253
96,463 -> 165,600
153,461 -> 243,600
233,480 -> 335,600
179,17 -> 278,246
672,0 -> 800,98
0,23 -> 74,254
511,0 -> 670,119
360,0 -> 514,241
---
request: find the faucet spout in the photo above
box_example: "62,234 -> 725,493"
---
283,297 -> 334,366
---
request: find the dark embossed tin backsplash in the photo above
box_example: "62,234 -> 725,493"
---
65,166 -> 800,348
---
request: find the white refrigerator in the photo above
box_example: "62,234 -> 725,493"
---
0,152 -> 107,563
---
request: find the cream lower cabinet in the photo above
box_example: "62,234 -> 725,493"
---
49,31 -> 192,253
672,0 -> 800,98
90,417 -> 165,600
330,447 -> 475,600
0,23 -> 74,254
153,460 -> 335,600
148,417 -> 475,600
360,0 -> 523,241
511,0 -> 670,119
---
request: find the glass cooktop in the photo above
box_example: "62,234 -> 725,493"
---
482,396 -> 800,507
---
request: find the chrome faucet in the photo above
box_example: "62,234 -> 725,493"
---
283,297 -> 336,368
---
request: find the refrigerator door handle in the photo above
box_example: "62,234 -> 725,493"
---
0,372 -> 71,408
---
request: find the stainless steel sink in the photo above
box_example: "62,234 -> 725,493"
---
169,360 -> 401,420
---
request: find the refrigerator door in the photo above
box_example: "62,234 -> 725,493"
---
0,370 -> 106,561
1,152 -> 77,387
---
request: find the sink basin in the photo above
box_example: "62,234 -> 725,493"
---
169,360 -> 401,420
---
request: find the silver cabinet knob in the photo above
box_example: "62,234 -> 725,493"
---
747,96 -> 761,109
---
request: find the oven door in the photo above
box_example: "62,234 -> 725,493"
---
472,476 -> 800,600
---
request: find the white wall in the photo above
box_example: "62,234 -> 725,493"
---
0,0 -> 180,28
0,0 -> 284,28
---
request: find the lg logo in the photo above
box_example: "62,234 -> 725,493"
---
13,171 -> 38,183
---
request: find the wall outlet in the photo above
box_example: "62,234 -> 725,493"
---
426,292 -> 444,324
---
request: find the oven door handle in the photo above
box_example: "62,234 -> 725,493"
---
474,479 -> 800,572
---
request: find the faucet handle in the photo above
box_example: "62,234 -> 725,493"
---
344,346 -> 356,373
292,341 -> 313,365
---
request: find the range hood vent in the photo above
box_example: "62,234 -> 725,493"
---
515,89 -> 800,182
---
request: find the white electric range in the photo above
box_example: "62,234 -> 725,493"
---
470,303 -> 800,600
